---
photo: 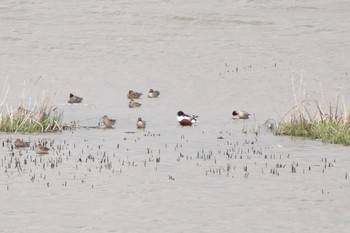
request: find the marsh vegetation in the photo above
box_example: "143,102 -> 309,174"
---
272,73 -> 350,145
0,83 -> 63,133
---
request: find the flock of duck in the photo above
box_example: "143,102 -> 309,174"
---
13,88 -> 250,155
69,88 -> 251,128
13,138 -> 50,154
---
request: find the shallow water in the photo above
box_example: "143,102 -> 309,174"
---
1,0 -> 350,232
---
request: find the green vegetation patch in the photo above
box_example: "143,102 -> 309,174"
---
274,118 -> 350,145
0,82 -> 63,133
0,109 -> 63,133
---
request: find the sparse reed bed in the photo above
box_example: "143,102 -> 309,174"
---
0,110 -> 63,133
274,117 -> 350,145
0,81 -> 63,133
272,71 -> 350,145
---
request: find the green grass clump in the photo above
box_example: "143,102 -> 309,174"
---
0,81 -> 63,133
274,118 -> 350,145
0,110 -> 63,133
269,72 -> 350,145
271,71 -> 350,146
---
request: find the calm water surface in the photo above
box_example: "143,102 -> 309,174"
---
1,0 -> 350,232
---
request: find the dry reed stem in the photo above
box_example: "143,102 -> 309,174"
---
0,77 -> 10,107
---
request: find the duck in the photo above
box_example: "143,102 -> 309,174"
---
68,93 -> 83,104
35,144 -> 50,155
136,117 -> 146,128
16,107 -> 32,116
127,90 -> 142,99
148,89 -> 160,98
102,115 -> 116,128
177,111 -> 199,126
129,99 -> 142,108
232,110 -> 250,119
16,107 -> 46,121
14,139 -> 30,148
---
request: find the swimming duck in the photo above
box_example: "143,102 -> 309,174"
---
177,111 -> 199,126
14,139 -> 30,148
127,90 -> 143,99
232,110 -> 250,119
136,117 -> 146,128
148,89 -> 160,98
102,115 -> 116,128
68,93 -> 83,104
129,99 -> 142,108
35,144 -> 50,155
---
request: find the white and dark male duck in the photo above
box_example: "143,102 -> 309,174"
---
136,117 -> 146,128
177,111 -> 199,126
232,110 -> 251,119
148,89 -> 160,98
